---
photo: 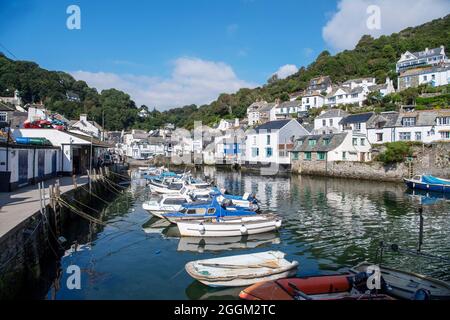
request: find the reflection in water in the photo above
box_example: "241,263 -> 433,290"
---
177,233 -> 281,253
37,168 -> 450,300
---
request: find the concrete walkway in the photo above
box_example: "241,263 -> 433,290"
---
0,176 -> 89,239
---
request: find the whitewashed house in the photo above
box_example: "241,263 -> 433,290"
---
247,100 -> 268,126
366,112 -> 400,144
313,109 -> 349,134
12,129 -> 110,175
138,108 -> 149,118
243,119 -> 309,166
396,46 -> 447,73
69,114 -> 103,140
217,118 -> 239,131
291,132 -> 372,164
301,92 -> 326,111
398,64 -> 450,91
274,101 -> 302,120
340,112 -> 375,135
325,86 -> 369,107
393,109 -> 450,143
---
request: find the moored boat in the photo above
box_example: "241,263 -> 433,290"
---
142,194 -> 192,218
176,214 -> 282,237
239,273 -> 395,300
349,262 -> 450,300
185,251 -> 298,287
162,197 -> 259,224
404,175 -> 450,193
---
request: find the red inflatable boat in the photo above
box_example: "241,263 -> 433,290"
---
239,274 -> 394,300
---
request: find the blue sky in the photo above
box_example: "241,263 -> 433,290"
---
0,0 -> 449,109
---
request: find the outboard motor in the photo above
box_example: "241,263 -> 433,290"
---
352,272 -> 390,294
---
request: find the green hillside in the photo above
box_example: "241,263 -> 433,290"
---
1,14 -> 449,130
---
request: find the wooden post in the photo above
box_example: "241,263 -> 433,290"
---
72,175 -> 77,189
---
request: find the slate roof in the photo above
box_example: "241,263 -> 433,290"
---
259,102 -> 277,112
366,112 -> 399,129
340,112 -> 374,125
395,109 -> 450,127
277,101 -> 302,109
254,119 -> 292,132
410,47 -> 445,59
292,133 -> 347,152
343,78 -> 375,85
398,64 -> 449,77
316,109 -> 349,119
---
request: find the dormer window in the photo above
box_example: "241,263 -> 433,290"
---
402,117 -> 416,127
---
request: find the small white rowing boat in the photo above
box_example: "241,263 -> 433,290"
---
185,251 -> 298,287
176,214 -> 282,237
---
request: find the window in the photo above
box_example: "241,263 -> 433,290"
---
304,152 -> 312,161
164,198 -> 187,205
0,112 -> 7,122
329,119 -> 333,126
352,138 -> 358,146
423,75 -> 428,81
317,152 -> 326,161
266,147 -> 273,158
342,152 -> 347,160
252,148 -> 259,157
361,138 -> 365,146
402,117 -> 416,127
376,133 -> 383,142
399,132 -> 411,141
415,132 -> 422,141
322,138 -> 330,146
354,123 -> 361,131
441,132 -> 450,139
266,135 -> 271,145
437,117 -> 450,125
292,152 -> 299,161
322,119 -> 326,126
432,74 -> 436,80
308,139 -> 317,146
253,136 -> 257,145
352,93 -> 358,98
306,98 -> 310,103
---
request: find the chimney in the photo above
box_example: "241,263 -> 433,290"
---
80,114 -> 88,122
425,47 -> 429,53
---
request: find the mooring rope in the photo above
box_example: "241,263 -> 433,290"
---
79,185 -> 111,205
64,195 -> 100,214
57,197 -> 107,226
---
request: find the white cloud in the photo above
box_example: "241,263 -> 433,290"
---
274,64 -> 298,79
71,57 -> 256,110
323,0 -> 450,51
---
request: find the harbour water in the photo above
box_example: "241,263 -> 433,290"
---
30,168 -> 450,299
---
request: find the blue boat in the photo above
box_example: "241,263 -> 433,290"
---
162,197 -> 258,224
404,175 -> 450,193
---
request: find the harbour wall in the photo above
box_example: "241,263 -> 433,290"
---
0,168 -> 129,299
291,143 -> 450,182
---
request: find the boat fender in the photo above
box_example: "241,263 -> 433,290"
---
198,223 -> 206,233
275,220 -> 282,229
240,225 -> 247,234
413,289 -> 431,301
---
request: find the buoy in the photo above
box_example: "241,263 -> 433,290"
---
240,225 -> 247,234
275,220 -> 282,228
198,223 -> 205,233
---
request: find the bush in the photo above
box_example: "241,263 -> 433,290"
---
376,142 -> 413,164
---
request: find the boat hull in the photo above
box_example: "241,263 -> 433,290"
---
350,262 -> 450,300
176,216 -> 281,237
404,178 -> 450,193
185,251 -> 298,288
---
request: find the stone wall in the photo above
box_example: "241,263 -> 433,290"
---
292,142 -> 450,182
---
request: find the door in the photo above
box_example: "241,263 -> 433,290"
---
360,152 -> 366,162
38,150 -> 45,179
51,150 -> 57,175
18,150 -> 28,186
